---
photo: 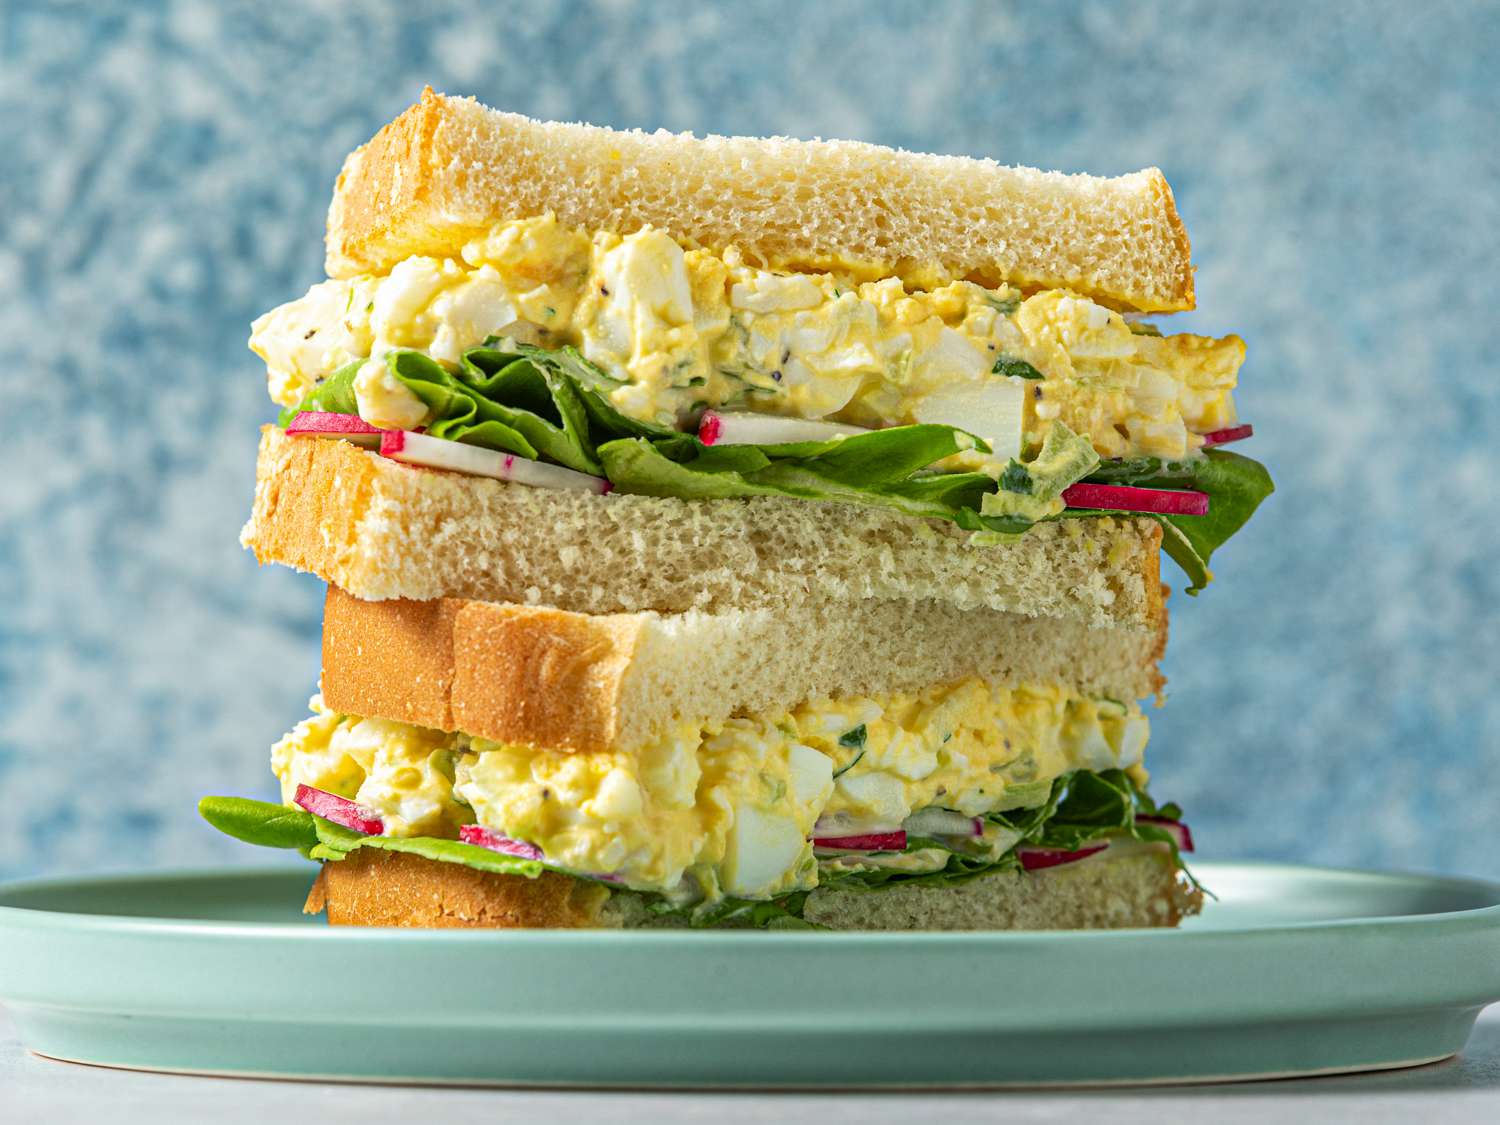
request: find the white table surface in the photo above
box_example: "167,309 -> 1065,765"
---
4,1006 -> 1500,1123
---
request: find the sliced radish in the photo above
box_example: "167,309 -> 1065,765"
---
902,808 -> 983,838
1201,424 -> 1253,448
698,410 -> 869,447
293,784 -> 383,836
380,430 -> 611,494
1136,815 -> 1195,853
459,824 -> 544,861
285,411 -> 383,448
1017,842 -> 1110,871
812,815 -> 897,837
812,830 -> 908,852
1062,482 -> 1209,516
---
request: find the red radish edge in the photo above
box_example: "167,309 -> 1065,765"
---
379,430 -> 406,456
286,411 -> 382,436
1201,423 -> 1254,447
1136,815 -> 1195,853
1062,482 -> 1210,517
293,784 -> 383,836
698,412 -> 723,446
1017,842 -> 1109,871
459,824 -> 545,861
813,830 -> 908,852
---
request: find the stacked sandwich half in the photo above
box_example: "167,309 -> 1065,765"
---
201,89 -> 1271,930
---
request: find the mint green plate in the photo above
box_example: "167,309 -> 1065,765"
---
2,861 -> 1499,1087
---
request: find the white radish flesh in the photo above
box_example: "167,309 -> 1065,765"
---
379,430 -> 611,494
698,410 -> 868,446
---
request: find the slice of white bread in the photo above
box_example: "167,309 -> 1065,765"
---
304,846 -> 1201,930
320,584 -> 1165,755
325,88 -> 1194,313
245,427 -> 1166,628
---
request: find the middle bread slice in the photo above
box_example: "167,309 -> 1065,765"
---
319,585 -> 1165,756
245,426 -> 1166,628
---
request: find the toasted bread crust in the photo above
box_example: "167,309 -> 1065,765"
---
323,590 -> 646,754
304,848 -> 1200,931
307,849 -> 611,928
326,88 -> 1194,312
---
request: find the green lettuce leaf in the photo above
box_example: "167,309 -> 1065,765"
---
308,818 -> 545,877
597,435 -> 1013,529
197,796 -> 543,877
277,339 -> 1271,587
276,360 -> 362,425
1071,450 -> 1275,594
199,796 -> 318,851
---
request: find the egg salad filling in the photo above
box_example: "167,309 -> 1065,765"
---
266,680 -> 1157,908
254,214 -> 1242,464
258,221 -> 1274,592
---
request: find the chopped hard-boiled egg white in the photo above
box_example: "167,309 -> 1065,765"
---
270,698 -> 462,838
271,682 -> 1150,905
251,214 -> 1243,465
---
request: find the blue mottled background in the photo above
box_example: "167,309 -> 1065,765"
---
2,0 -> 1497,881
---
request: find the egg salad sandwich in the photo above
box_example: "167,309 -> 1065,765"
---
201,89 -> 1269,929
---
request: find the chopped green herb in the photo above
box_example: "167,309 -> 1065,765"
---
838,724 -> 868,750
1129,321 -> 1163,337
831,750 -> 865,779
999,462 -> 1034,494
983,293 -> 1021,316
992,356 -> 1045,380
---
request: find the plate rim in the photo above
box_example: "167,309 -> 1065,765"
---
2,859 -> 1498,943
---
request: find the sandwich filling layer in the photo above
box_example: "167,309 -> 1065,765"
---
254,214 -> 1241,464
269,679 -> 1154,906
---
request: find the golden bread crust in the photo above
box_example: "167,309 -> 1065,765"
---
323,588 -> 644,753
306,849 -> 611,928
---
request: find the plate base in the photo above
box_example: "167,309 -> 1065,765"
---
7,1003 -> 1482,1088
3,862 -> 1499,1088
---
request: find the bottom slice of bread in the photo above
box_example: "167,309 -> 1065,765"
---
305,848 -> 1201,932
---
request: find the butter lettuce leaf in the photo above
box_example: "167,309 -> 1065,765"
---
276,361 -> 362,425
197,795 -> 544,877
307,818 -> 545,878
599,437 -> 1012,528
277,339 -> 1271,587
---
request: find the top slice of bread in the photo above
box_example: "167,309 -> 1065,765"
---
244,427 -> 1166,629
325,88 -> 1194,313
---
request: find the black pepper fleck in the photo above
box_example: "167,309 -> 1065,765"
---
1033,386 -> 1044,400
771,370 -> 782,383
